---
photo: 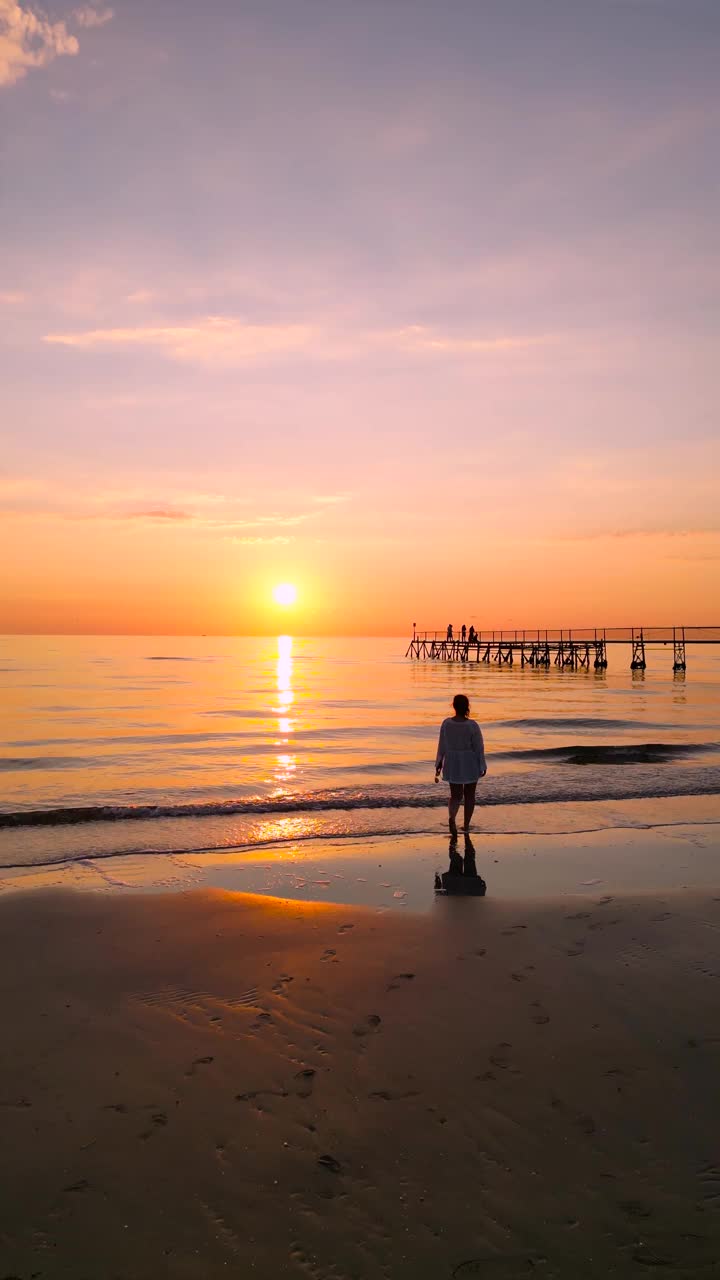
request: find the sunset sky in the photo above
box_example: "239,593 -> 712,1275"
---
2,0 -> 718,634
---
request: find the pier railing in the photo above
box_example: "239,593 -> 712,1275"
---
406,627 -> 720,672
411,627 -> 720,645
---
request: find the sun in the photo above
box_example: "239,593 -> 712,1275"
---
272,582 -> 297,607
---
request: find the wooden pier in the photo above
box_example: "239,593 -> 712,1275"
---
406,627 -> 720,672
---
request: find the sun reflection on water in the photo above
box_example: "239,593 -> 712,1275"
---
274,635 -> 296,790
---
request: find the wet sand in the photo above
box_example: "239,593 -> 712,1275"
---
2,794 -> 720,910
1,883 -> 719,1278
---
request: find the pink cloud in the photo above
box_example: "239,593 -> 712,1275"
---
0,0 -> 78,87
72,5 -> 113,28
43,317 -> 316,364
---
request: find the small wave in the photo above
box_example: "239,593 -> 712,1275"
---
495,742 -> 716,765
2,810 -> 720,875
203,708 -> 268,718
3,764 -> 720,829
0,756 -> 90,772
146,656 -> 212,662
4,723 -> 424,750
495,717 -> 686,731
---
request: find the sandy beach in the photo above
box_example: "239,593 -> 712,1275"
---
5,0 -> 720,1265
2,879 -> 719,1278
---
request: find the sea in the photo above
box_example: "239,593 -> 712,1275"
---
1,634 -> 719,904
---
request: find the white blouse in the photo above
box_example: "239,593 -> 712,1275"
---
436,717 -> 487,784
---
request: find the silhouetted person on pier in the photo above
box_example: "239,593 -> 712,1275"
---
435,693 -> 487,837
468,625 -> 476,643
447,624 -> 453,641
461,623 -> 467,642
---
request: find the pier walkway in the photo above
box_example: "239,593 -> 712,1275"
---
406,627 -> 720,672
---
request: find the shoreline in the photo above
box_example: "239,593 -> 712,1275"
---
2,793 -> 719,909
2,883 -> 719,1277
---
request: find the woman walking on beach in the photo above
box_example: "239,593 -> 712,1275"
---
435,694 -> 487,836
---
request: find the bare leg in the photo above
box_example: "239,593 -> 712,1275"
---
448,783 -> 463,836
462,782 -> 477,831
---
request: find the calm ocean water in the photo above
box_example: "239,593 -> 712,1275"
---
1,634 -> 719,872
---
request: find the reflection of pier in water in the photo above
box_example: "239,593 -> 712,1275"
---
406,627 -> 720,672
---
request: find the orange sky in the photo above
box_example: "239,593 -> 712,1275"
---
4,492 -> 718,634
2,1 -> 719,633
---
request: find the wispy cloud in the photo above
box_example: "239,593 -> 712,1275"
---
72,5 -> 113,28
233,535 -> 293,546
0,289 -> 25,304
380,325 -> 554,355
0,476 -> 348,538
0,0 -> 78,87
125,507 -> 193,522
43,317 -> 316,364
666,551 -> 720,563
43,315 -> 552,366
231,512 -> 315,530
556,527 -> 720,544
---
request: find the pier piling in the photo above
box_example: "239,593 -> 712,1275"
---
405,626 -> 718,672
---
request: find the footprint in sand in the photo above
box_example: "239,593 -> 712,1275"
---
698,1163 -> 720,1203
139,1111 -> 168,1140
271,975 -> 294,993
619,1199 -> 652,1219
550,1093 -> 596,1135
63,1179 -> 90,1194
630,1246 -> 676,1268
321,949 -> 336,962
368,1088 -> 419,1101
289,1242 -> 320,1277
575,1113 -> 596,1135
452,1255 -> 550,1277
386,972 -> 415,991
530,1002 -> 550,1025
488,1043 -> 514,1071
185,1055 -> 214,1077
293,1068 -> 316,1099
250,1011 -> 273,1031
353,1014 -> 382,1037
510,972 -> 527,982
338,923 -> 355,934
235,1087 -> 289,1103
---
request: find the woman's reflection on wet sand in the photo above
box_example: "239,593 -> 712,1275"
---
435,834 -> 487,896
